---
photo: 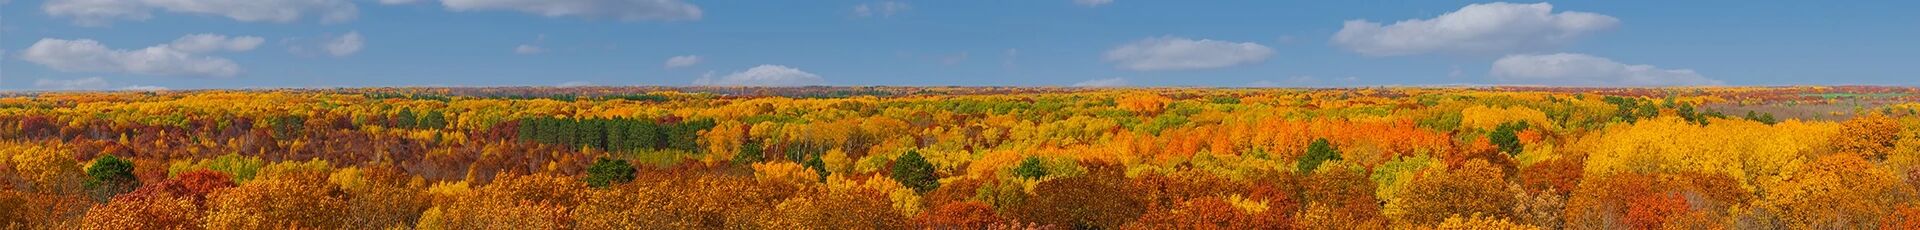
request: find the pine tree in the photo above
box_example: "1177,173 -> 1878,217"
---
584,158 -> 635,188
1298,138 -> 1343,173
85,155 -> 139,201
419,111 -> 447,129
733,140 -> 765,164
890,150 -> 940,193
395,109 -> 417,129
1013,156 -> 1050,179
1489,121 -> 1529,156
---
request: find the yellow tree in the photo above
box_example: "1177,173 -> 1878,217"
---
1391,159 -> 1514,226
1836,114 -> 1901,161
1759,154 -> 1917,229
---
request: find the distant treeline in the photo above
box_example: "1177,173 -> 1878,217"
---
516,117 -> 715,153
364,93 -> 670,102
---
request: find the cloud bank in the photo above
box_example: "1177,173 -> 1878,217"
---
1491,53 -> 1721,86
1333,2 -> 1618,56
1104,36 -> 1272,71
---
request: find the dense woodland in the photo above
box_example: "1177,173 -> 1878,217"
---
3,86 -> 1920,229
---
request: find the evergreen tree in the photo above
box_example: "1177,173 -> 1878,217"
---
733,140 -> 765,164
1013,156 -> 1049,179
1298,138 -> 1343,173
890,150 -> 940,193
804,154 -> 829,183
1489,121 -> 1530,156
395,108 -> 417,128
85,155 -> 139,201
419,111 -> 447,129
584,158 -> 635,188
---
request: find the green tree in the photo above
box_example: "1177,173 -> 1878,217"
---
733,140 -> 765,164
395,108 -> 417,129
891,150 -> 940,193
583,158 -> 635,188
805,154 -> 830,183
1745,111 -> 1779,125
1013,156 -> 1049,179
85,155 -> 139,201
419,110 -> 447,129
666,119 -> 714,152
1488,121 -> 1529,156
1298,138 -> 1343,173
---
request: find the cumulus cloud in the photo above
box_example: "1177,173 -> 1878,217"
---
853,1 -> 908,18
1073,0 -> 1111,7
378,0 -> 420,4
664,55 -> 701,68
21,35 -> 251,77
169,34 -> 264,53
693,65 -> 826,87
440,0 -> 701,22
1071,78 -> 1128,87
34,77 -> 110,90
1490,53 -> 1721,86
324,31 -> 363,57
1104,36 -> 1273,71
44,0 -> 358,26
1333,2 -> 1618,56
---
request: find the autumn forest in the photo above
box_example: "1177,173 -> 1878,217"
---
4,86 -> 1920,229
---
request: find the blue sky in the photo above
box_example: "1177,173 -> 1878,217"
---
2,0 -> 1917,90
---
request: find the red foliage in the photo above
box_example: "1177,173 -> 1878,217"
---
1623,192 -> 1688,229
1520,156 -> 1584,196
916,201 -> 1009,229
1128,196 -> 1292,229
1012,162 -> 1147,229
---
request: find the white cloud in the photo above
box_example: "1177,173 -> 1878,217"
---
1333,2 -> 1618,56
1490,53 -> 1721,86
34,77 -> 110,90
21,36 -> 246,77
1073,0 -> 1111,7
44,0 -> 358,26
378,0 -> 420,4
323,31 -> 363,57
514,45 -> 545,55
693,65 -> 826,87
1104,36 -> 1273,71
169,34 -> 264,53
42,0 -> 152,26
440,0 -> 701,22
853,1 -> 908,18
664,55 -> 701,68
1071,78 -> 1128,87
